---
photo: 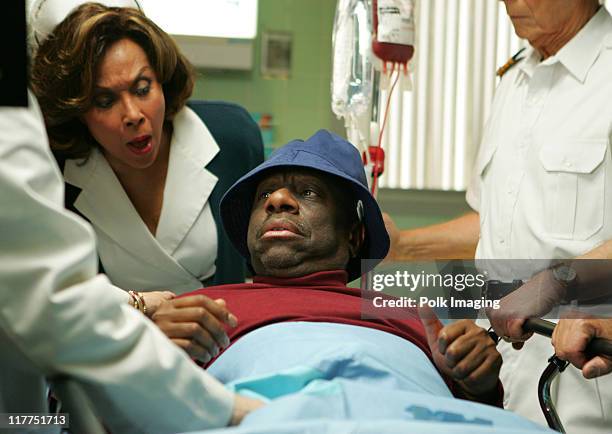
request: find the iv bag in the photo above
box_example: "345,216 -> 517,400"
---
331,0 -> 374,121
372,0 -> 415,66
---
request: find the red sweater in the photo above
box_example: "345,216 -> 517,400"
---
186,270 -> 502,406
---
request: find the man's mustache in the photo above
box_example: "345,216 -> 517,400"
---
256,216 -> 308,238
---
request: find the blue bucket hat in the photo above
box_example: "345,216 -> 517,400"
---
220,129 -> 390,282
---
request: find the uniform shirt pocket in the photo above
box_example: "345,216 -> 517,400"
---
538,139 -> 607,240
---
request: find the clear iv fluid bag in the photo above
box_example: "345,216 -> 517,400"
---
331,0 -> 374,120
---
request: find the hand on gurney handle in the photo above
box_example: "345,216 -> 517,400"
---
550,317 -> 612,379
486,269 -> 564,348
523,318 -> 612,379
152,295 -> 238,363
420,306 -> 502,403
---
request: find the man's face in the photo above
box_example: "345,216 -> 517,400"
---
247,168 -> 359,278
500,0 -> 593,43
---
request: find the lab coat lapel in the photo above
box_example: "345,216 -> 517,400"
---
155,107 -> 219,256
63,150 -> 191,280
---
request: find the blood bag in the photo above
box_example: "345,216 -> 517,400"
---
372,0 -> 415,70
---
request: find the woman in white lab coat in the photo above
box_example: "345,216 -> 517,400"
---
31,3 -> 263,300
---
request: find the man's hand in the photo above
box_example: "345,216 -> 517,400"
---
152,295 -> 238,363
552,317 -> 612,379
420,306 -> 501,400
140,290 -> 175,317
229,394 -> 265,426
486,269 -> 564,347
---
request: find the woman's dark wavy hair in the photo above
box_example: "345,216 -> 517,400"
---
31,3 -> 194,160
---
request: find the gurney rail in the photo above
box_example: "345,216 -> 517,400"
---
522,318 -> 612,433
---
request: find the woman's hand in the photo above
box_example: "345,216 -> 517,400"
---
420,306 -> 501,401
152,295 -> 238,363
140,291 -> 176,317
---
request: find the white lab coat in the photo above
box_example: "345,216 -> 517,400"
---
468,7 -> 612,433
0,94 -> 234,433
63,107 -> 219,295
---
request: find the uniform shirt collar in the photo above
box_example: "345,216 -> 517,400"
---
518,6 -> 612,84
517,46 -> 539,82
555,6 -> 612,83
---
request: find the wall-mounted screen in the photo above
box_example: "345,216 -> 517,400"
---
140,0 -> 258,39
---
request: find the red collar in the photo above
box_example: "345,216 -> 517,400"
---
253,270 -> 348,288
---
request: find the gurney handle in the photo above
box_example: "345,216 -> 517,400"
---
524,318 -> 612,356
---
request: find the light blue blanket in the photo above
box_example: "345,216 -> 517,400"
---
185,322 -> 552,433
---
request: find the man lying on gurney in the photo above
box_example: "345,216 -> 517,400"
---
160,130 -> 554,433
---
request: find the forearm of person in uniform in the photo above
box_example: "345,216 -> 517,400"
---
383,212 -> 480,260
488,239 -> 612,341
568,239 -> 612,301
530,238 -> 612,305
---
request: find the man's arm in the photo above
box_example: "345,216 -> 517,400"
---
0,95 -> 255,433
488,239 -> 612,341
384,212 -> 480,261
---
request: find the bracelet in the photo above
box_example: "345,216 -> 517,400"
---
128,290 -> 139,310
128,290 -> 147,316
135,291 -> 147,316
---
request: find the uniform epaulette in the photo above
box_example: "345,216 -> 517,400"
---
496,47 -> 526,77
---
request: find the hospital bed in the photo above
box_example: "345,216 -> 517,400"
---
49,319 -> 612,434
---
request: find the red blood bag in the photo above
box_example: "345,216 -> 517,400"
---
372,0 -> 415,72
